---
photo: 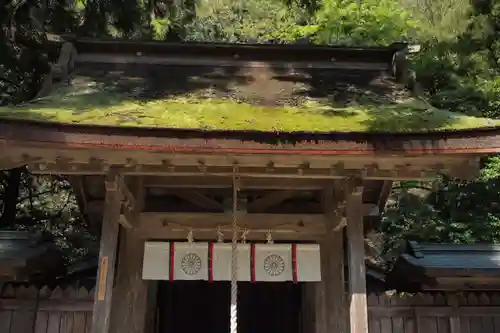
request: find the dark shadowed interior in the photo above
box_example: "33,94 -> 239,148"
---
158,281 -> 302,333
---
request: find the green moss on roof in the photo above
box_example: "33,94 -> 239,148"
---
1,64 -> 499,133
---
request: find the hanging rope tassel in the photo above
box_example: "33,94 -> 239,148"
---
230,175 -> 239,333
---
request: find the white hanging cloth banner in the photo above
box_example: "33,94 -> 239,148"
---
295,244 -> 321,282
171,242 -> 209,280
252,243 -> 321,282
211,243 -> 251,282
142,241 -> 321,282
142,241 -> 171,280
253,244 -> 293,282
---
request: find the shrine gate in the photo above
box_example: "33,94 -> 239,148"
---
1,38 -> 500,333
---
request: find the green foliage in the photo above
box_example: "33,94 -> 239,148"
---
382,171 -> 500,256
401,0 -> 471,42
1,0 -> 500,265
312,0 -> 418,45
379,1 -> 500,258
0,170 -> 92,263
151,18 -> 170,40
182,0 -> 310,43
410,0 -> 500,119
0,0 -> 53,105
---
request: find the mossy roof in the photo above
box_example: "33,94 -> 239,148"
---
1,61 -> 499,133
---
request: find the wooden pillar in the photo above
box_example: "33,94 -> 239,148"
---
302,183 -> 346,333
346,180 -> 368,333
90,173 -> 122,333
109,176 -> 152,333
320,229 -> 346,333
109,228 -> 151,333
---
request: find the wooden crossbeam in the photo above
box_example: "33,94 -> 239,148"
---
132,205 -> 376,241
144,176 -> 326,190
136,212 -> 325,241
172,189 -> 225,211
247,190 -> 295,212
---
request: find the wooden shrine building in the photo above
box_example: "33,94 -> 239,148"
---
387,242 -> 500,292
0,231 -> 65,285
1,38 -> 500,333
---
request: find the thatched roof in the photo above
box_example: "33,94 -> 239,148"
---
1,39 -> 499,134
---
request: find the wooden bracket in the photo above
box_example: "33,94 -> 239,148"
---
118,176 -> 144,229
104,170 -> 144,228
346,176 -> 364,196
333,217 -> 347,232
322,181 -> 347,233
104,170 -> 120,192
116,174 -> 137,211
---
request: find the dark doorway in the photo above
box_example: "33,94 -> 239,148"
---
239,282 -> 302,333
158,281 -> 302,333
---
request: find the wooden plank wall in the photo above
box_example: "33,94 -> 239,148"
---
2,286 -> 500,333
0,286 -> 93,333
369,293 -> 500,333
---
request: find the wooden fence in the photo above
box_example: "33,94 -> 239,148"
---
1,286 -> 500,333
0,286 -> 93,333
368,292 -> 500,333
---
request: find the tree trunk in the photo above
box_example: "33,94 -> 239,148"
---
0,167 -> 24,228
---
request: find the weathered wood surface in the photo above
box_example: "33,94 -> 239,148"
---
90,173 -> 122,333
347,179 -> 369,333
320,182 -> 347,333
302,183 -> 347,333
109,228 -> 150,333
0,286 -> 93,333
2,137 -> 477,181
368,292 -> 500,333
3,287 -> 500,333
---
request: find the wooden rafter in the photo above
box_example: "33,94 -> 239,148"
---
26,163 -> 448,180
0,142 -> 480,181
88,200 -> 379,221
170,189 -> 224,211
14,152 -> 476,180
247,190 -> 295,212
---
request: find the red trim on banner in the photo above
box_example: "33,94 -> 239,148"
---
169,242 -> 175,281
250,244 -> 256,283
208,243 -> 214,282
292,244 -> 298,283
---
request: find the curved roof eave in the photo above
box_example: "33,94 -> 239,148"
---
2,119 -> 500,156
